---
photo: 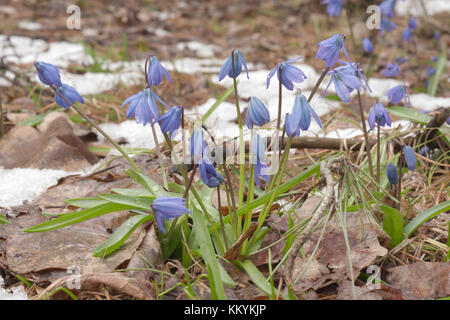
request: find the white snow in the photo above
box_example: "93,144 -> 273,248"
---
0,277 -> 28,300
17,20 -> 43,31
396,0 -> 450,16
0,167 -> 72,208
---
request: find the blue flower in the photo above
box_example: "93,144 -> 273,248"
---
54,84 -> 84,109
419,146 -> 430,157
190,127 -> 207,162
294,93 -> 322,131
159,106 -> 182,139
368,103 -> 391,130
387,163 -> 399,185
147,55 -> 172,87
408,17 -> 417,31
285,113 -> 300,137
120,88 -> 167,126
315,34 -> 352,68
323,66 -> 364,103
402,27 -> 413,42
403,145 -> 416,171
380,18 -> 397,34
434,32 -> 440,40
199,151 -> 224,188
151,196 -> 190,234
381,62 -> 399,77
218,49 -> 249,81
251,134 -> 270,187
362,38 -> 374,54
266,57 -> 307,90
34,61 -> 62,88
321,0 -> 343,16
379,0 -> 396,18
386,85 -> 408,105
427,67 -> 436,76
246,97 -> 270,129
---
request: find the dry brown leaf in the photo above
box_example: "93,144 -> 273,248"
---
0,208 -> 146,283
291,212 -> 388,294
386,262 -> 450,300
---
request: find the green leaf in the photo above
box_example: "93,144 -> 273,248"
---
24,203 -> 131,233
0,214 -> 10,224
235,260 -> 286,299
93,214 -> 152,257
380,205 -> 404,248
427,48 -> 446,96
111,188 -> 153,197
17,113 -> 47,127
192,205 -> 227,299
65,197 -> 108,209
210,163 -> 320,232
125,169 -> 163,196
97,193 -> 154,211
387,106 -> 432,125
404,200 -> 450,237
201,84 -> 235,123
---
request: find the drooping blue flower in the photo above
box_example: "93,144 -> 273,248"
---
321,0 -> 343,16
120,88 -> 167,126
381,62 -> 399,77
294,93 -> 322,131
334,61 -> 371,92
387,163 -> 399,185
323,66 -> 364,103
362,37 -> 374,54
419,145 -> 430,157
159,106 -> 182,139
151,196 -> 190,234
190,127 -> 207,162
34,61 -> 62,88
285,113 -> 300,137
402,27 -> 413,42
386,85 -> 408,105
198,150 -> 224,188
250,134 -> 270,187
146,55 -> 173,87
434,32 -> 440,40
54,84 -> 84,109
380,18 -> 397,34
315,34 -> 352,68
368,102 -> 391,130
408,17 -> 417,31
266,57 -> 307,91
246,97 -> 270,129
427,67 -> 436,76
403,145 -> 416,171
379,0 -> 396,18
218,49 -> 249,81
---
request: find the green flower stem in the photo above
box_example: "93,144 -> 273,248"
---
396,147 -> 404,209
0,99 -> 4,139
308,67 -> 330,103
35,67 -> 143,173
217,185 -> 229,250
344,7 -> 358,54
255,137 -> 292,235
277,69 -> 283,130
151,124 -> 168,190
72,103 -> 142,173
222,163 -> 239,240
357,91 -> 374,179
377,123 -> 381,187
231,53 -> 246,210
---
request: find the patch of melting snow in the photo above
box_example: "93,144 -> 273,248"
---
17,20 -> 43,31
0,167 -> 73,208
176,41 -> 218,58
0,277 -> 28,300
396,0 -> 450,16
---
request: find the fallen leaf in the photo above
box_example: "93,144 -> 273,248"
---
386,262 -> 450,300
